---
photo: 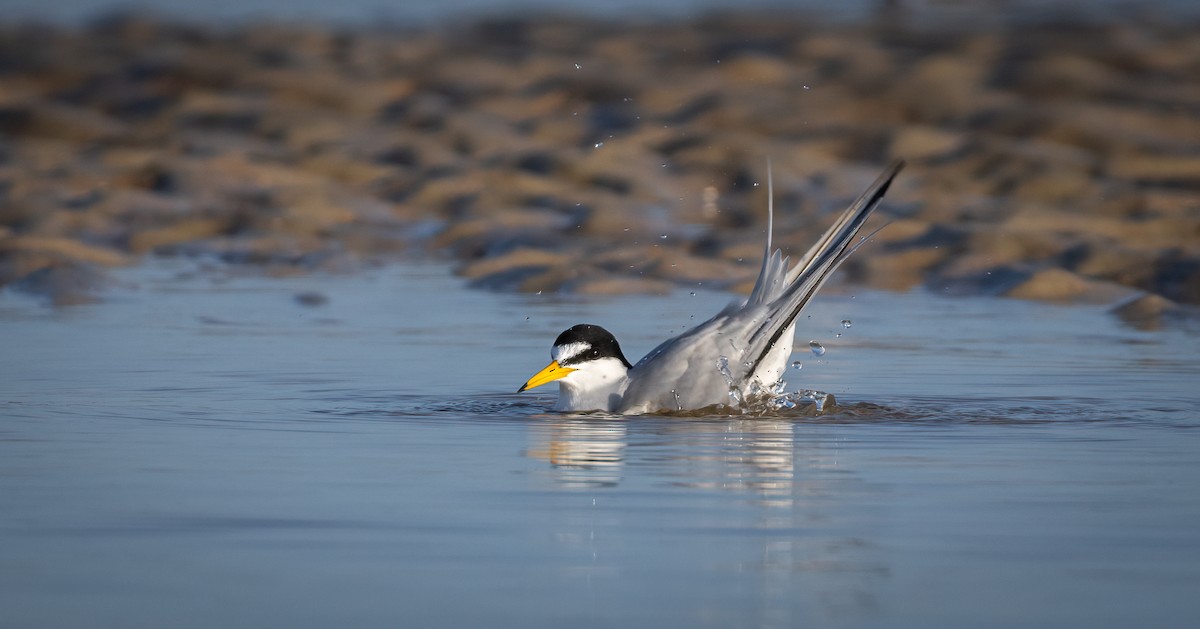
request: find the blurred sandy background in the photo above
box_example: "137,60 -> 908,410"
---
0,0 -> 1196,325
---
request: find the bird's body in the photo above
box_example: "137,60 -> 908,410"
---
519,160 -> 904,414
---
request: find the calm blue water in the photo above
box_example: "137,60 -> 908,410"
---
2,260 -> 1198,628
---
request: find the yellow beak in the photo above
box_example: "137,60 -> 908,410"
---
518,360 -> 576,392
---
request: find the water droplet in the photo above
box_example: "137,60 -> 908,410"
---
574,63 -> 582,70
835,333 -> 842,338
717,356 -> 734,386
809,341 -> 826,357
659,234 -> 667,239
841,319 -> 852,328
525,316 -> 530,320
689,291 -> 696,296
594,142 -> 604,148
791,361 -> 803,370
536,290 -> 542,295
623,227 -> 630,232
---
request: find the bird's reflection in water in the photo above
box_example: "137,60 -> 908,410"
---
669,419 -> 798,507
526,417 -> 627,488
528,416 -> 887,625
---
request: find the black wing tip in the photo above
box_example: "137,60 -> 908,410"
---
870,159 -> 906,200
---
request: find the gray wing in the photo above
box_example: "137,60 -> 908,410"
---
741,160 -> 904,377
618,160 -> 904,413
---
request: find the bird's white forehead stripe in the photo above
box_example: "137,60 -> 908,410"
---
553,342 -> 591,363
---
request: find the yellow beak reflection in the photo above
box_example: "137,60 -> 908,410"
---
518,360 -> 576,392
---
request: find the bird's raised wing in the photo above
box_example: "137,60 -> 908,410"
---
618,160 -> 904,413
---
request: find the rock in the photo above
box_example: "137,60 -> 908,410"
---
932,260 -> 1031,296
1110,293 -> 1180,330
458,248 -> 575,280
11,262 -> 112,306
1016,53 -> 1121,98
294,291 -> 329,307
654,251 -> 753,287
571,275 -> 674,295
1010,171 -> 1095,205
1108,154 -> 1200,187
864,219 -> 934,246
845,247 -> 948,292
0,235 -> 129,267
27,102 -> 130,142
127,219 -> 230,254
891,54 -> 998,124
889,125 -> 966,162
433,209 -> 570,252
175,92 -> 265,133
1071,244 -> 1157,287
1147,252 -> 1200,305
1049,102 -> 1200,155
1004,267 -> 1136,304
716,53 -> 794,87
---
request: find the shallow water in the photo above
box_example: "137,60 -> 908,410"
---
2,260 -> 1198,628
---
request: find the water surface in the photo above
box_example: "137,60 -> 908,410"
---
2,261 -> 1198,628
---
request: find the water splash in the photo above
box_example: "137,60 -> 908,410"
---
713,357 -> 837,416
716,356 -> 744,407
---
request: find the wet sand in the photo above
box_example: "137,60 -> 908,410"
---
0,9 -> 1197,323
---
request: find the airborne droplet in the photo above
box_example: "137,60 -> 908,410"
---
841,319 -> 852,328
791,361 -> 803,370
809,341 -> 826,357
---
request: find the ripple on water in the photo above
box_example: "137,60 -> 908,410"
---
316,388 -> 1199,432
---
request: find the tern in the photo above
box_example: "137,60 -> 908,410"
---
519,160 -> 904,414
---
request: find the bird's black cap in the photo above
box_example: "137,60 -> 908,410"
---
554,324 -> 633,369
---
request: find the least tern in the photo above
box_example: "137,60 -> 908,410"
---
519,160 -> 904,414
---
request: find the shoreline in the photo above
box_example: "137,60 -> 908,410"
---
1,11 -> 1197,326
